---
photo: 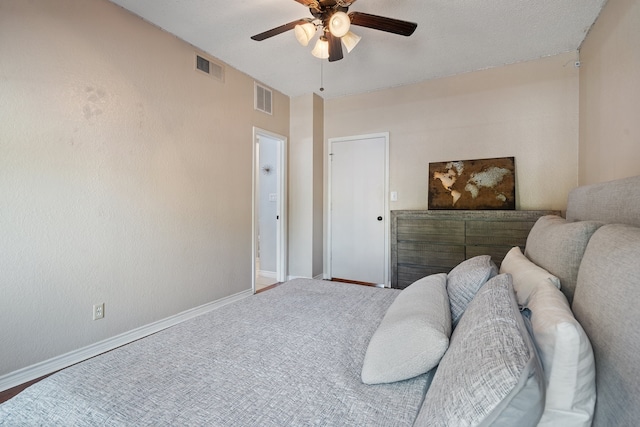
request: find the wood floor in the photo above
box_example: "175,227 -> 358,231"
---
255,273 -> 279,293
331,277 -> 385,288
0,375 -> 52,404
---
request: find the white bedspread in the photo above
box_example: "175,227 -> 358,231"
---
0,279 -> 430,426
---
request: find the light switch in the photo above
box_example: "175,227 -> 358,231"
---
391,191 -> 398,202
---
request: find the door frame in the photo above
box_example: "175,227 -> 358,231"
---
326,132 -> 390,287
252,127 -> 288,292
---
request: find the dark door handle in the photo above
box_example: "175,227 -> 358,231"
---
377,216 -> 383,221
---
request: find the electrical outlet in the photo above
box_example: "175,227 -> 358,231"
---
93,303 -> 105,320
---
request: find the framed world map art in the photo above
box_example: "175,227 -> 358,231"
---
428,156 -> 515,210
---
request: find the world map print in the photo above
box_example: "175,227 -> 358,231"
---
428,157 -> 515,210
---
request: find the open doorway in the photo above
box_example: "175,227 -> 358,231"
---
252,128 -> 287,293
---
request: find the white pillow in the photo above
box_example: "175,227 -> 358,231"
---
361,273 -> 451,384
500,246 -> 561,305
527,280 -> 596,427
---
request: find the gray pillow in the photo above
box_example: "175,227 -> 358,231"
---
415,274 -> 545,427
524,215 -> 602,303
447,255 -> 497,326
361,273 -> 451,384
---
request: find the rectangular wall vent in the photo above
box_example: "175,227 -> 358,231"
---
195,53 -> 224,82
255,83 -> 273,115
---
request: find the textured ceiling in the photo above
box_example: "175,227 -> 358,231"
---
108,0 -> 607,99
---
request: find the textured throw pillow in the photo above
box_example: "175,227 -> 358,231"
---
524,215 -> 602,303
527,280 -> 596,427
500,246 -> 561,305
447,255 -> 497,326
361,273 -> 451,384
415,274 -> 545,427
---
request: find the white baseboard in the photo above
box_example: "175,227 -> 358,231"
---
286,275 -> 325,281
0,289 -> 252,393
258,270 -> 277,279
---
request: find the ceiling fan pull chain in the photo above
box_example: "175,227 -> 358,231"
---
319,60 -> 325,92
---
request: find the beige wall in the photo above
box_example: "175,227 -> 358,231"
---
325,52 -> 580,212
579,0 -> 640,185
312,94 -> 325,278
0,0 -> 289,377
288,94 -> 324,278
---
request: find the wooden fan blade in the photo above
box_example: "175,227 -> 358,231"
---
349,12 -> 417,36
327,32 -> 344,62
251,19 -> 310,41
317,0 -> 357,6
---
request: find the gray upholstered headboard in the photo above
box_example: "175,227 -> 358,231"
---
563,175 -> 640,426
566,175 -> 640,227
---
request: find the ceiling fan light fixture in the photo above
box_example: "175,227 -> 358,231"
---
341,31 -> 361,53
328,11 -> 350,38
250,3 -> 418,63
294,22 -> 316,46
311,36 -> 329,59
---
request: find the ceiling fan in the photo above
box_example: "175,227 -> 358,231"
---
250,0 -> 417,62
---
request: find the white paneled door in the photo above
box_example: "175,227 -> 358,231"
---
329,134 -> 388,285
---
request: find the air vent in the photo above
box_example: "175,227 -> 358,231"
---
255,83 -> 273,115
195,53 -> 224,82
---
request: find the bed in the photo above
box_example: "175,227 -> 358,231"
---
0,280 -> 429,426
1,175 -> 639,426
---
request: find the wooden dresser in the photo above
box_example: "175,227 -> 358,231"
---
390,210 -> 560,289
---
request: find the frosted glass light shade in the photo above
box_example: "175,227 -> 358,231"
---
329,11 -> 350,37
311,37 -> 329,59
341,31 -> 361,52
294,22 -> 316,46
